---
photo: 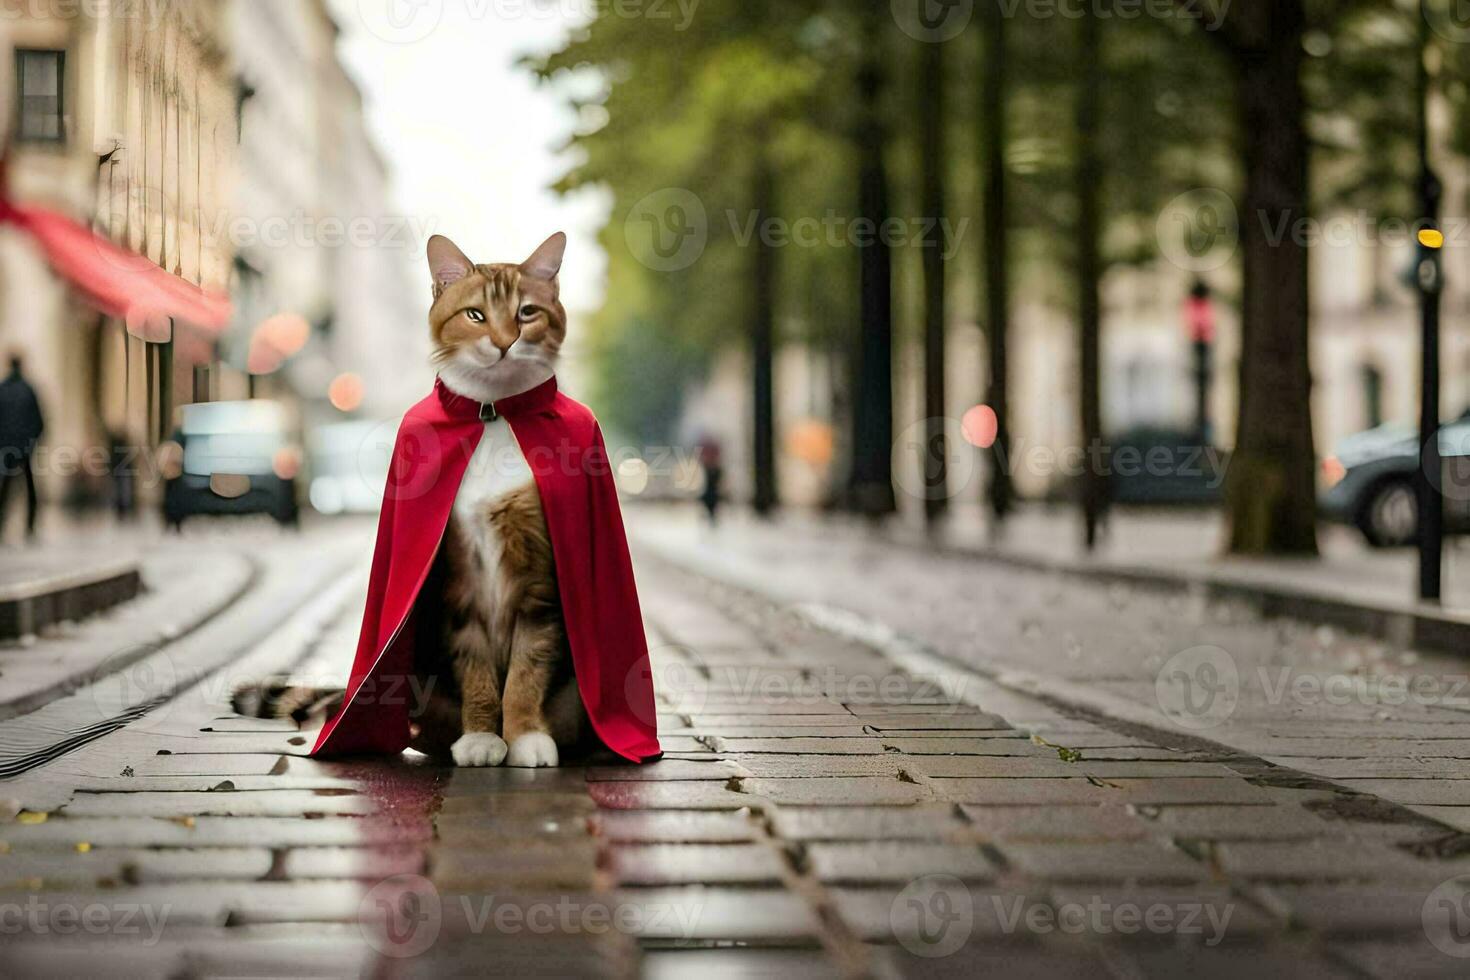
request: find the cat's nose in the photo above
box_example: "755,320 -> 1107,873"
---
488,321 -> 521,353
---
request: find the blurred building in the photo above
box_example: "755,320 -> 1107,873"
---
0,2 -> 238,505
228,0 -> 424,423
1,1 -> 424,510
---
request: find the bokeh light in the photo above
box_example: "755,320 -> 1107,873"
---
329,372 -> 365,413
961,405 -> 999,449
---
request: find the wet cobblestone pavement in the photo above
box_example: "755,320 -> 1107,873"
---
3,538 -> 1470,977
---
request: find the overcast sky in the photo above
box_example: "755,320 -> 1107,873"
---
325,0 -> 609,317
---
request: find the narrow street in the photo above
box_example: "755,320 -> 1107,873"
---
2,512 -> 1469,977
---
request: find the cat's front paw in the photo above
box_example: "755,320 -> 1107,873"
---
506,732 -> 559,768
451,732 -> 508,767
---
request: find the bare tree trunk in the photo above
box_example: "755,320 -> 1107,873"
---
848,19 -> 897,517
1076,6 -> 1106,550
982,1 -> 1013,525
919,36 -> 948,521
751,148 -> 778,517
1223,0 -> 1317,554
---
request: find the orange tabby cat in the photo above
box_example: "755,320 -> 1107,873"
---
415,232 -> 586,768
235,233 -> 587,768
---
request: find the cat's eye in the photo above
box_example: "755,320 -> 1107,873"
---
464,309 -> 486,323
518,305 -> 538,322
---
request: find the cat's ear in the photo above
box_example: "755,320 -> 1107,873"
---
427,235 -> 474,289
521,232 -> 566,281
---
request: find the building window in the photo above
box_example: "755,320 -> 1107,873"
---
15,49 -> 65,144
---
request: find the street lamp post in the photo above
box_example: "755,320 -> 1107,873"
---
1416,1 -> 1443,603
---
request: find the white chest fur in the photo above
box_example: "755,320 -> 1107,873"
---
452,419 -> 535,595
454,418 -> 535,523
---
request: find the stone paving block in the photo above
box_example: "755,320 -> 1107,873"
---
409,930 -> 631,979
0,814 -> 432,850
852,713 -> 1010,732
642,948 -> 846,980
710,737 -> 886,755
1209,840 -> 1439,881
837,692 -> 965,710
958,804 -> 1154,842
584,759 -> 749,782
882,737 -> 1064,756
803,841 -> 995,883
199,717 -> 300,733
911,757 -> 1229,779
1252,738 -> 1470,758
1330,779 -> 1470,806
828,884 -> 1049,942
158,733 -> 313,755
684,700 -> 850,715
0,847 -> 275,887
871,942 -> 1109,979
606,842 -> 787,885
435,811 -> 592,845
1334,939 -> 1470,979
1266,757 -> 1470,779
685,712 -> 867,728
0,881 -> 367,927
653,735 -> 711,753
933,778 -> 1111,805
845,703 -> 992,718
0,932 -> 378,980
590,809 -> 758,843
1110,942 -> 1358,979
69,774 -> 360,793
877,729 -> 1028,739
769,805 -> 965,842
431,840 -> 601,891
694,726 -> 876,738
226,880 -> 403,924
1046,885 -> 1276,939
280,844 -> 426,879
59,790 -> 375,818
1139,804 -> 1342,840
741,777 -> 927,806
1108,778 -> 1277,806
440,768 -> 592,798
132,754 -> 283,776
439,785 -> 594,814
1260,883 -> 1443,933
1404,804 -> 1470,832
728,754 -> 904,778
1012,732 -> 1159,749
610,885 -> 821,941
999,841 -> 1206,882
587,781 -> 758,811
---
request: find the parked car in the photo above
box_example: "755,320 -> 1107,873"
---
1319,415 -> 1470,546
307,419 -> 394,515
1103,426 -> 1226,506
161,400 -> 300,530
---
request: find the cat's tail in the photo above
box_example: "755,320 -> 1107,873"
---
230,675 -> 344,728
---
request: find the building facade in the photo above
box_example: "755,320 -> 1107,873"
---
1,1 -> 238,505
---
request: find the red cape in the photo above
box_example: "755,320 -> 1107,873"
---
312,376 -> 661,763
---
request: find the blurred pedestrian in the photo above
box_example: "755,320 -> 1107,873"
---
696,435 -> 724,525
108,428 -> 136,520
0,353 -> 44,540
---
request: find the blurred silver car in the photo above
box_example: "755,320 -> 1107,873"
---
1319,415 -> 1470,546
162,400 -> 301,529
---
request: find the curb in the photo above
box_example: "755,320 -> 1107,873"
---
888,525 -> 1470,658
0,561 -> 143,640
